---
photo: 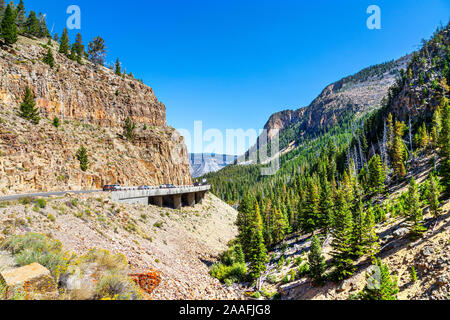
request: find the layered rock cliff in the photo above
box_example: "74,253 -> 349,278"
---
0,36 -> 192,195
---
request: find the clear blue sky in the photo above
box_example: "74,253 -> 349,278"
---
26,0 -> 449,155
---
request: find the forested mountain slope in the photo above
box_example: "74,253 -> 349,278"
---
207,22 -> 449,300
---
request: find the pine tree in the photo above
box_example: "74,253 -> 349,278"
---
1,3 -> 18,45
308,235 -> 327,285
236,193 -> 256,258
350,195 -> 366,258
417,123 -> 429,150
43,47 -> 54,68
73,33 -> 84,63
359,258 -> 398,300
115,58 -> 122,76
123,117 -> 136,141
330,190 -> 355,281
430,107 -> 442,148
386,113 -> 394,153
272,207 -> 287,243
439,100 -> 450,195
59,28 -> 69,55
26,11 -> 40,36
300,178 -> 320,235
367,155 -> 385,194
76,145 -> 89,172
405,178 -> 426,239
392,120 -> 406,179
15,0 -> 27,34
427,174 -> 442,218
19,87 -> 40,124
363,207 -> 379,256
37,12 -> 49,38
88,36 -> 107,66
247,202 -> 268,280
318,178 -> 333,232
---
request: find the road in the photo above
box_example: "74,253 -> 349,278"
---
0,190 -> 103,202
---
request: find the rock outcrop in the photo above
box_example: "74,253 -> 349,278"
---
0,37 -> 192,195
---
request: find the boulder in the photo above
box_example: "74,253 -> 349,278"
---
0,263 -> 59,300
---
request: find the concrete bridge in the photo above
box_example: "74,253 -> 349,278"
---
110,185 -> 211,209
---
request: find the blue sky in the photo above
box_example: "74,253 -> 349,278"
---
25,0 -> 450,155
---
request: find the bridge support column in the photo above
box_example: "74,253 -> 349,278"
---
195,191 -> 206,205
150,196 -> 163,207
186,193 -> 195,207
173,194 -> 182,210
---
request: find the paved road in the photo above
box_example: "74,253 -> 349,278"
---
0,190 -> 103,202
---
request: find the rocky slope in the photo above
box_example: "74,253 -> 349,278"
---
0,192 -> 240,300
0,36 -> 192,195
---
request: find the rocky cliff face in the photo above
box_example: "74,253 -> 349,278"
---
0,37 -> 192,195
0,37 -> 165,128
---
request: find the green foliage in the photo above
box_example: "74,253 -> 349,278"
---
359,258 -> 399,300
115,58 -> 121,76
405,178 -> 426,239
410,266 -> 417,282
210,262 -> 247,284
308,235 -> 326,284
76,145 -> 89,172
25,11 -> 40,37
2,233 -> 72,280
19,86 -> 40,124
34,198 -> 47,209
59,28 -> 69,55
330,191 -> 355,281
1,3 -> 18,45
94,271 -> 143,300
367,155 -> 385,194
43,48 -> 55,68
439,100 -> 450,195
88,36 -> 107,66
52,116 -> 60,128
123,117 -> 136,141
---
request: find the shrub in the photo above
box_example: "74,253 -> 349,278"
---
94,272 -> 143,300
2,233 -> 71,280
79,249 -> 128,271
34,198 -> 47,209
210,262 -> 247,283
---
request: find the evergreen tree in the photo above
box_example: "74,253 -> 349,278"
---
37,12 -> 49,38
363,206 -> 379,256
330,190 -> 355,281
25,11 -> 39,36
73,33 -> 84,63
308,235 -> 327,285
272,207 -> 287,243
439,100 -> 450,195
88,36 -> 107,66
236,193 -> 256,258
430,107 -> 441,148
247,202 -> 268,280
318,178 -> 333,232
19,86 -> 40,124
59,28 -> 69,55
392,120 -> 406,179
123,117 -> 136,141
367,155 -> 385,194
417,123 -> 429,150
76,145 -> 89,172
427,173 -> 442,218
43,47 -> 54,68
300,178 -> 320,235
1,3 -> 18,45
359,258 -> 398,300
115,58 -> 121,76
405,178 -> 426,239
350,195 -> 366,258
15,0 -> 27,34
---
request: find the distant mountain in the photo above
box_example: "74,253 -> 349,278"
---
190,153 -> 237,178
241,54 -> 412,164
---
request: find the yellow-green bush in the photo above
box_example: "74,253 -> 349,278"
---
94,272 -> 143,300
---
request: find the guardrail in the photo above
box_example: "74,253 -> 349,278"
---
107,185 -> 209,192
